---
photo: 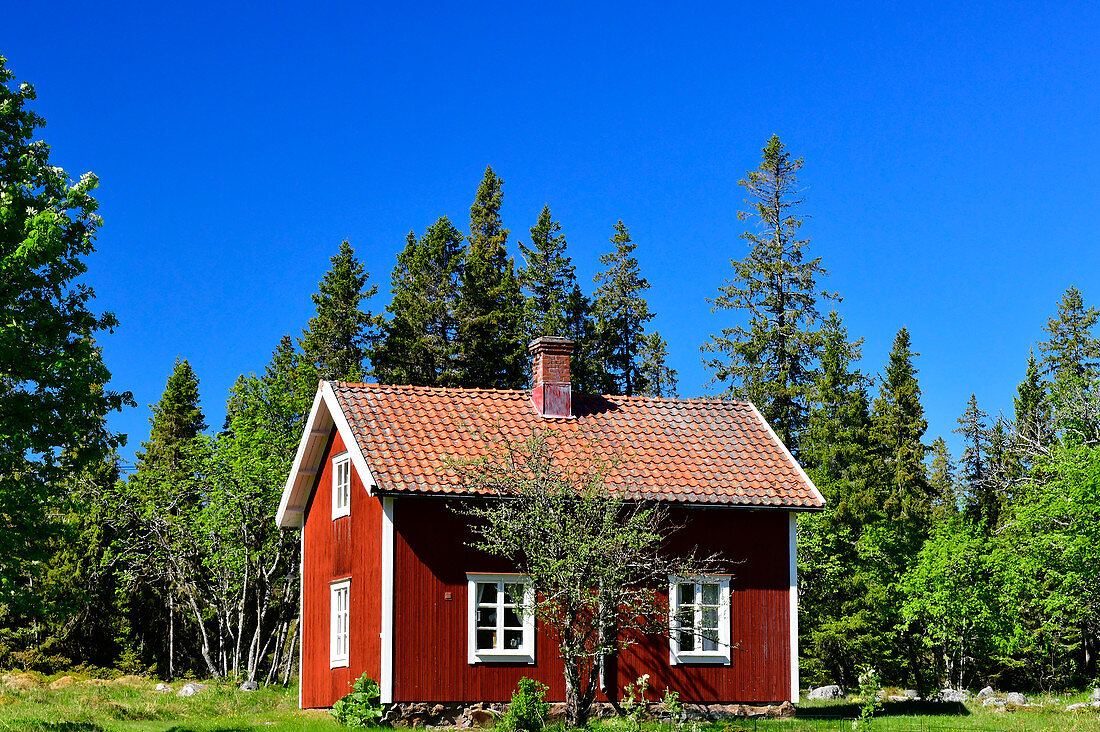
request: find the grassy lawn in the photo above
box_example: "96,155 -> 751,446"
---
5,674 -> 1100,732
0,674 -> 342,732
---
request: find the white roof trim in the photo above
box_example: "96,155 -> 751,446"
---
746,402 -> 826,508
275,381 -> 377,528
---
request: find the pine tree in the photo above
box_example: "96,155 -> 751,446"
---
872,327 -> 931,527
299,239 -> 378,382
372,217 -> 465,386
454,167 -> 525,389
1039,286 -> 1100,381
636,332 -> 678,398
702,135 -> 837,453
591,221 -> 653,396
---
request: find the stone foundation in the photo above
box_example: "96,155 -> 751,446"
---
382,700 -> 796,728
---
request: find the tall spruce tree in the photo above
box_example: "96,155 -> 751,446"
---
872,327 -> 931,526
372,217 -> 465,386
1039,286 -> 1100,381
636,332 -> 678,398
454,167 -> 525,389
299,239 -> 378,382
518,205 -> 576,339
702,135 -> 837,453
927,437 -> 959,519
954,394 -> 1001,528
591,221 -> 653,396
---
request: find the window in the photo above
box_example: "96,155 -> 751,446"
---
332,452 -> 350,519
330,579 -> 350,668
467,574 -> 535,664
669,575 -> 731,665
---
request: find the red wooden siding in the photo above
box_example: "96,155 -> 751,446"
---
391,497 -> 791,704
301,430 -> 384,708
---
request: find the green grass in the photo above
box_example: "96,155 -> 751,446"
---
0,674 -> 343,732
5,674 -> 1100,732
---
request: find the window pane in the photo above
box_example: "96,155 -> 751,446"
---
503,583 -> 524,605
702,583 -> 719,605
477,629 -> 496,650
678,583 -> 695,606
701,606 -> 719,630
476,608 -> 497,628
702,628 -> 719,652
679,628 -> 695,651
504,629 -> 524,649
477,582 -> 498,604
504,607 -> 523,628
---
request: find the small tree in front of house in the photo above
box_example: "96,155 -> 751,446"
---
458,430 -> 717,727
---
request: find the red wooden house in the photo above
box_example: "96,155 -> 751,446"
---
276,337 -> 824,710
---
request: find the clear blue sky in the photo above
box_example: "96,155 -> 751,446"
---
8,2 -> 1100,468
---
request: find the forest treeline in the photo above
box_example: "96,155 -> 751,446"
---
4,56 -> 1100,693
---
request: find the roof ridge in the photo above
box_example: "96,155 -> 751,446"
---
333,381 -> 753,408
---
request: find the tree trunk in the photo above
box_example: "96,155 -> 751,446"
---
282,621 -> 299,686
168,592 -> 175,681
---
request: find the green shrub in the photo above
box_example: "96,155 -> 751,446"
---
331,674 -> 385,728
500,677 -> 550,732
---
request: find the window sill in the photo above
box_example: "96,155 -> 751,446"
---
468,651 -> 535,665
670,652 -> 731,666
330,658 -> 349,669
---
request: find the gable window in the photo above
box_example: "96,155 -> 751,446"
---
669,575 -> 731,665
330,579 -> 350,668
332,452 -> 351,520
467,574 -> 535,664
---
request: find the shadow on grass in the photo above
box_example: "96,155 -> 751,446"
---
796,701 -> 971,719
162,727 -> 253,732
23,725 -> 107,732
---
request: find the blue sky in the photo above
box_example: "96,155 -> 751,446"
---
7,2 -> 1100,467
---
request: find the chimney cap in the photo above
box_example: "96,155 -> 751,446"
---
528,336 -> 574,353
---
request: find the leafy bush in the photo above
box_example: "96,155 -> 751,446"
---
500,677 -> 550,732
331,674 -> 385,728
619,674 -> 651,732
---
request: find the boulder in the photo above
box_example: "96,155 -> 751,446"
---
1006,692 -> 1027,706
977,686 -> 995,699
939,688 -> 971,703
154,683 -> 172,694
808,684 -> 844,700
902,690 -> 920,700
1066,702 -> 1095,711
49,676 -> 76,690
982,697 -> 1006,708
176,682 -> 206,697
239,680 -> 259,692
113,675 -> 145,687
1091,689 -> 1100,702
1,673 -> 40,691
887,695 -> 909,702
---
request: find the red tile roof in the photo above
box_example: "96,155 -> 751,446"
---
331,382 -> 824,509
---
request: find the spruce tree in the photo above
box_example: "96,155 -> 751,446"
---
954,394 -> 1001,528
872,327 -> 931,526
702,135 -> 837,453
518,205 -> 576,339
136,358 -> 207,473
636,332 -> 678,398
299,239 -> 378,382
927,437 -> 959,518
373,217 -> 465,386
1039,286 -> 1100,381
591,221 -> 654,396
454,167 -> 525,389
801,312 -> 876,523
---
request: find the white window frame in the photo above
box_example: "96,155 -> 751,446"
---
332,452 -> 351,520
669,574 -> 732,665
466,573 -> 536,665
330,578 -> 351,668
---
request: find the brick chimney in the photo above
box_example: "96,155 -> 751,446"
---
529,337 -> 573,418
